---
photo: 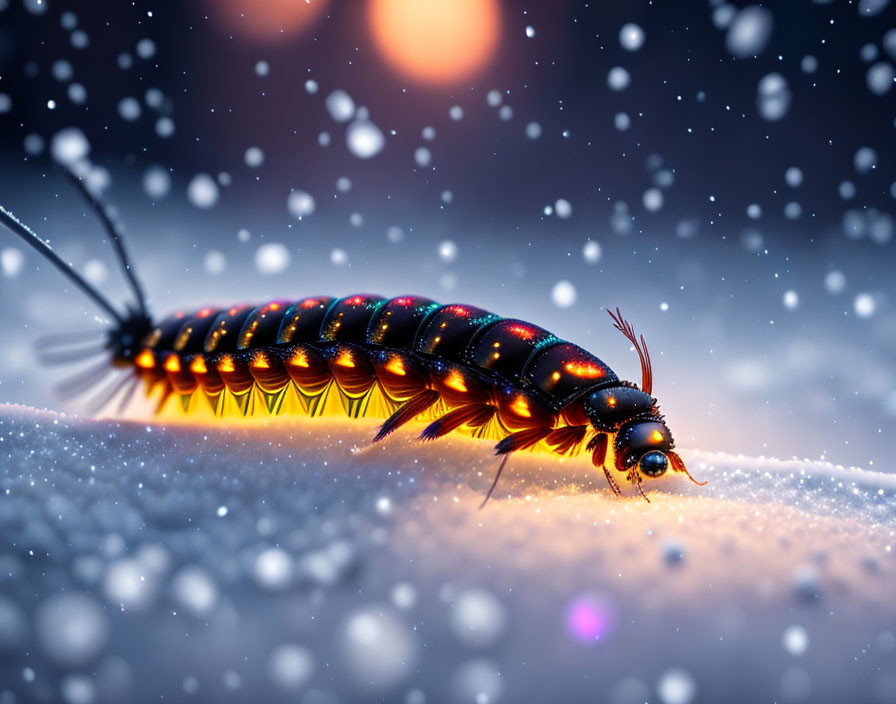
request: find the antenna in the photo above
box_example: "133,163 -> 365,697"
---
0,204 -> 125,324
60,166 -> 149,318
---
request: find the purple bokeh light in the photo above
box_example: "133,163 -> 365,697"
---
565,592 -> 617,644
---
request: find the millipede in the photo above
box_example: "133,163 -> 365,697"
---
0,171 -> 704,505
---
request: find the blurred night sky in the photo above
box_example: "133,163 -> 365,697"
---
0,0 -> 895,470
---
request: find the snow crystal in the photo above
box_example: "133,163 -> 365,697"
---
1,247 -> 24,277
452,659 -> 503,703
486,89 -> 502,107
390,582 -> 417,610
68,82 -> 87,104
414,146 -> 432,167
118,97 -> 141,121
643,188 -> 663,212
136,38 -> 156,59
525,121 -> 542,139
554,198 -> 573,218
854,293 -> 876,317
619,22 -> 645,51
71,30 -> 89,49
607,66 -> 631,91
854,146 -> 877,173
187,173 -> 219,208
551,280 -> 577,307
36,594 -> 108,667
858,0 -> 890,17
171,565 -> 218,616
145,87 -> 164,109
525,25 -> 535,38
331,248 -> 348,266
269,644 -> 314,691
839,180 -> 856,199
782,626 -> 809,656
657,668 -> 697,704
349,212 -> 363,227
347,119 -> 386,159
441,190 -> 453,204
343,607 -> 417,688
204,250 -> 226,275
614,112 -> 631,131
757,72 -> 791,121
143,165 -> 170,200
255,60 -> 269,77
583,240 -> 602,263
451,588 -> 507,648
52,59 -> 74,82
725,5 -> 773,58
22,0 -> 47,14
867,62 -> 895,95
244,146 -> 264,167
23,132 -> 44,156
747,203 -> 762,219
336,176 -> 351,192
287,190 -> 315,218
60,674 -> 97,704
155,116 -> 175,138
785,166 -> 803,187
449,105 -> 464,121
84,259 -> 108,286
325,89 -> 354,122
318,131 -> 331,146
50,126 -> 90,165
824,270 -> 847,295
103,558 -> 158,611
499,104 -> 513,121
422,126 -> 436,141
782,290 -> 799,310
255,243 -> 291,275
438,240 -> 458,262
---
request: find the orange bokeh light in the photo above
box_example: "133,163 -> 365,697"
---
209,0 -> 329,42
368,0 -> 501,85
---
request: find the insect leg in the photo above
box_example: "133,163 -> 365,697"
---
419,404 -> 496,441
480,427 -> 554,508
587,432 -> 620,495
373,389 -> 440,442
668,450 -> 707,486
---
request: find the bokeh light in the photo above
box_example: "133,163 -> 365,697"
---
565,592 -> 616,644
208,0 -> 329,42
368,0 -> 501,85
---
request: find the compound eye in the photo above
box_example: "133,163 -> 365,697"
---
639,451 -> 668,478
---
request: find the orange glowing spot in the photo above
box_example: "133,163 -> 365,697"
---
190,356 -> 208,374
268,302 -> 281,311
368,0 -> 501,85
510,396 -> 531,418
564,362 -> 605,379
251,354 -> 269,369
385,356 -> 406,376
394,297 -> 413,306
228,307 -> 239,316
507,324 -> 536,340
197,308 -> 212,318
164,355 -> 181,373
346,296 -> 365,306
289,349 -> 310,368
300,298 -> 319,309
444,370 -> 468,393
650,430 -> 665,443
218,357 -> 235,373
607,397 -> 617,407
493,352 -> 500,359
445,305 -> 471,317
551,371 -> 561,381
335,351 -> 355,368
136,349 -> 155,369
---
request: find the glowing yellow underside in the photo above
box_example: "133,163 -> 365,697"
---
150,379 -> 592,457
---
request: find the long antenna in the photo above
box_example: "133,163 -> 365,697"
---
60,167 -> 149,318
0,205 -> 125,324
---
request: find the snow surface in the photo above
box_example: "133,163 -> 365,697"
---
0,404 -> 894,703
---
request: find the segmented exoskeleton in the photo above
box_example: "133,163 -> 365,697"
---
0,172 -> 704,505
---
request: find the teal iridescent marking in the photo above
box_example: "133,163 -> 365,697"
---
471,314 -> 502,327
533,334 -> 560,351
